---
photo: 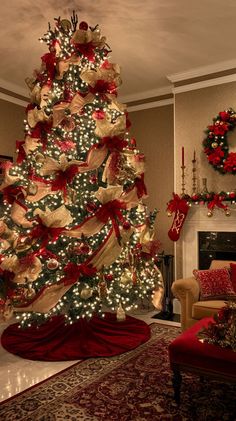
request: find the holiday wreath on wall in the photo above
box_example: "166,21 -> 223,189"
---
203,108 -> 236,174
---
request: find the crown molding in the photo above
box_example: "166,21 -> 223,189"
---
173,73 -> 236,94
0,92 -> 28,107
120,85 -> 172,103
0,78 -> 29,99
167,59 -> 236,83
128,98 -> 173,112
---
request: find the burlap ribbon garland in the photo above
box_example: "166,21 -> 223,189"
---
0,254 -> 42,284
52,92 -> 94,127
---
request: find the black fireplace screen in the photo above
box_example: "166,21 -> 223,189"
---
198,231 -> 236,269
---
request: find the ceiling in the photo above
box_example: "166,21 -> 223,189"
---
1,0 -> 236,102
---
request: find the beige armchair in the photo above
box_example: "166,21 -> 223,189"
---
171,260 -> 236,331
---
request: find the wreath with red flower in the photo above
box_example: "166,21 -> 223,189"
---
203,108 -> 236,174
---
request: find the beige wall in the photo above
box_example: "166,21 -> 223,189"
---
0,99 -> 25,161
129,104 -> 174,255
175,81 -> 236,277
175,82 -> 236,194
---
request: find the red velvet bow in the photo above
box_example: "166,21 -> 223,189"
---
101,136 -> 128,151
95,199 -> 126,238
167,193 -> 189,214
134,174 -> 147,198
207,194 -> 227,211
2,186 -> 25,204
31,217 -> 63,247
63,262 -> 97,286
41,52 -> 57,80
30,121 -> 52,150
16,140 -> 26,164
51,165 -> 79,199
35,248 -> 58,261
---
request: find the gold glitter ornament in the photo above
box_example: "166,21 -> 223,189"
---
80,287 -> 93,299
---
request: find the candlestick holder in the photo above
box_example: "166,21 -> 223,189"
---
201,177 -> 209,195
181,165 -> 186,196
191,156 -> 197,195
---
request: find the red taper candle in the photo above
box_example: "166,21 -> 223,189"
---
182,146 -> 185,166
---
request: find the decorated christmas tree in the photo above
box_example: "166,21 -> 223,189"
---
0,12 -> 163,328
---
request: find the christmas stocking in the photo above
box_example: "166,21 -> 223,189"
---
167,193 -> 189,241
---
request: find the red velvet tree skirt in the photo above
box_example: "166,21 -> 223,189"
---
1,312 -> 150,361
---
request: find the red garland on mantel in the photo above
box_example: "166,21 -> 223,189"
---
167,190 -> 236,241
1,312 -> 150,361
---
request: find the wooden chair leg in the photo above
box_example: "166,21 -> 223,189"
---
172,367 -> 182,405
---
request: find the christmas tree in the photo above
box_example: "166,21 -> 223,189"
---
0,12 -> 163,327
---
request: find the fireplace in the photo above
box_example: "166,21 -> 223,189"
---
198,231 -> 236,269
180,205 -> 236,278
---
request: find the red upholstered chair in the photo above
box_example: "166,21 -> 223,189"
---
168,317 -> 236,404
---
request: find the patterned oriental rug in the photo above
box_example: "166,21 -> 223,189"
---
0,323 -> 236,421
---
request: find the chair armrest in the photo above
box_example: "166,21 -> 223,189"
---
171,277 -> 200,303
171,277 -> 200,331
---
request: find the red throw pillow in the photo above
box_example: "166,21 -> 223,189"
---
230,263 -> 236,292
193,268 -> 236,301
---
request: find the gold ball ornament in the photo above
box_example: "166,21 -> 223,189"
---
120,268 -> 133,286
80,288 -> 93,299
26,283 -> 36,299
47,259 -> 59,270
167,211 -> 172,217
35,153 -> 45,164
211,142 -> 218,148
225,208 -> 231,216
27,181 -> 38,196
207,210 -> 213,217
60,19 -> 72,32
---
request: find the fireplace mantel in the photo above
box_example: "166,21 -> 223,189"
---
181,205 -> 236,278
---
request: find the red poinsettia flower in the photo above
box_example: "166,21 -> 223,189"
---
91,80 -> 117,96
223,152 -> 236,172
207,147 -> 224,165
208,122 -> 229,136
219,111 -> 230,121
73,41 -> 95,62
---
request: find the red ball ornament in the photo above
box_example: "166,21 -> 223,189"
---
89,174 -> 98,184
47,259 -> 59,270
105,274 -> 113,282
92,110 -> 105,120
229,192 -> 236,199
79,21 -> 88,30
123,221 -> 131,230
130,138 -> 136,148
86,202 -> 97,213
80,243 -> 90,255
